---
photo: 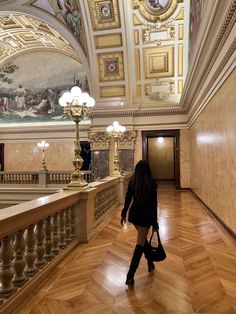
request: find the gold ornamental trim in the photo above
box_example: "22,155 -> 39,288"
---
133,0 -> 178,22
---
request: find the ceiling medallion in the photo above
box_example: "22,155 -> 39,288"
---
134,0 -> 178,22
146,0 -> 171,14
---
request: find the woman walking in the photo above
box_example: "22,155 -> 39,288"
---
121,160 -> 159,285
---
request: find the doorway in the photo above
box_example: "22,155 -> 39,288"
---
142,130 -> 180,188
0,144 -> 4,171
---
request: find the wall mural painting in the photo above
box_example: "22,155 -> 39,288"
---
189,0 -> 206,60
34,0 -> 87,54
0,51 -> 88,124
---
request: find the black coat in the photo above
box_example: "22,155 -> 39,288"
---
121,178 -> 158,229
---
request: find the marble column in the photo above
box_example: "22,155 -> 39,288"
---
88,131 -> 110,180
118,131 -> 137,173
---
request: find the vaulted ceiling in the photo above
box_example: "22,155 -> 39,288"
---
0,1 -> 188,118
0,0 -> 235,130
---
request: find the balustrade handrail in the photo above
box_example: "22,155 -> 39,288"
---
0,189 -> 80,239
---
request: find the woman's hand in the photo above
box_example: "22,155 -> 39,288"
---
120,217 -> 126,226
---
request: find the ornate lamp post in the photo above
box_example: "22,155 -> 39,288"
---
59,86 -> 95,188
106,121 -> 126,176
37,140 -> 49,171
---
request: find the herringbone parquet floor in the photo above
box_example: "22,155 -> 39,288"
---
15,186 -> 236,313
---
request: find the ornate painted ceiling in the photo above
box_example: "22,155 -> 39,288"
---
0,0 -> 235,128
0,0 -> 188,119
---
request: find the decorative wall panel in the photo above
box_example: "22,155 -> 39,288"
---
88,0 -> 120,31
144,46 -> 174,79
95,33 -> 122,49
100,85 -> 125,97
119,150 -> 134,173
133,0 -> 178,22
90,150 -> 109,180
98,52 -> 124,82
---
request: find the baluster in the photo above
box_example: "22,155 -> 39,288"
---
24,225 -> 37,277
52,213 -> 60,255
35,221 -> 46,268
44,217 -> 53,261
59,210 -> 66,249
65,208 -> 71,243
12,230 -> 26,287
0,236 -> 16,297
70,207 -> 76,239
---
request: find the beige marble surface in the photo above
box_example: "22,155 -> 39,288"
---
134,130 -> 142,164
149,137 -> 174,179
5,140 -> 74,171
190,69 -> 236,234
180,129 -> 190,188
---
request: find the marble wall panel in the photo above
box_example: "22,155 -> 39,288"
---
190,69 -> 236,234
4,140 -> 74,171
119,150 -> 134,173
90,150 -> 109,180
180,129 -> 190,188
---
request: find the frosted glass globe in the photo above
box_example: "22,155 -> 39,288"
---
63,92 -> 73,104
87,96 -> 95,107
80,92 -> 90,104
71,86 -> 82,97
59,96 -> 67,107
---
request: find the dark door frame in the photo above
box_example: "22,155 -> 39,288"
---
142,129 -> 180,189
0,143 -> 4,171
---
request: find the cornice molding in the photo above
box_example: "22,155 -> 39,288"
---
90,108 -> 186,118
181,0 -> 236,125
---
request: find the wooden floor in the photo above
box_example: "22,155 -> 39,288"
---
15,186 -> 236,314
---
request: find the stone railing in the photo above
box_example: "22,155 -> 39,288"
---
0,173 -> 131,313
0,170 -> 92,188
0,171 -> 39,185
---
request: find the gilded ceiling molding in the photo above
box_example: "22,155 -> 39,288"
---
97,52 -> 124,82
94,33 -> 122,49
144,46 -> 174,79
145,79 -> 175,101
88,0 -> 120,31
100,85 -> 125,98
88,131 -> 110,150
133,0 -> 178,22
118,131 -> 137,150
143,19 -> 175,45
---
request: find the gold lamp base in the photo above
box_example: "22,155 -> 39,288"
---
66,170 -> 88,188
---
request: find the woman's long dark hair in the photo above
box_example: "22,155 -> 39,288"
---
132,160 -> 154,203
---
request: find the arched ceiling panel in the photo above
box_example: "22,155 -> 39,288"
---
0,13 -> 80,64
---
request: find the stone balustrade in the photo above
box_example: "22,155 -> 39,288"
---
0,173 -> 132,313
0,170 -> 92,188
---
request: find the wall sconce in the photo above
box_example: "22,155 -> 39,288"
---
59,86 -> 95,188
37,140 -> 49,171
106,121 -> 126,176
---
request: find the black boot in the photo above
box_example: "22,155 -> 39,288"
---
144,240 -> 155,273
126,245 -> 143,285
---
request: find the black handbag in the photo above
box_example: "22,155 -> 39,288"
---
149,229 -> 166,262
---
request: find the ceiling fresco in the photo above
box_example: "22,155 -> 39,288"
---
0,0 -> 191,124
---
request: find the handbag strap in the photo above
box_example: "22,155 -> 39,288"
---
149,229 -> 161,244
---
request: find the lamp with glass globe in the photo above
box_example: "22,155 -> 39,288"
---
59,86 -> 95,188
37,140 -> 49,171
106,121 -> 126,176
